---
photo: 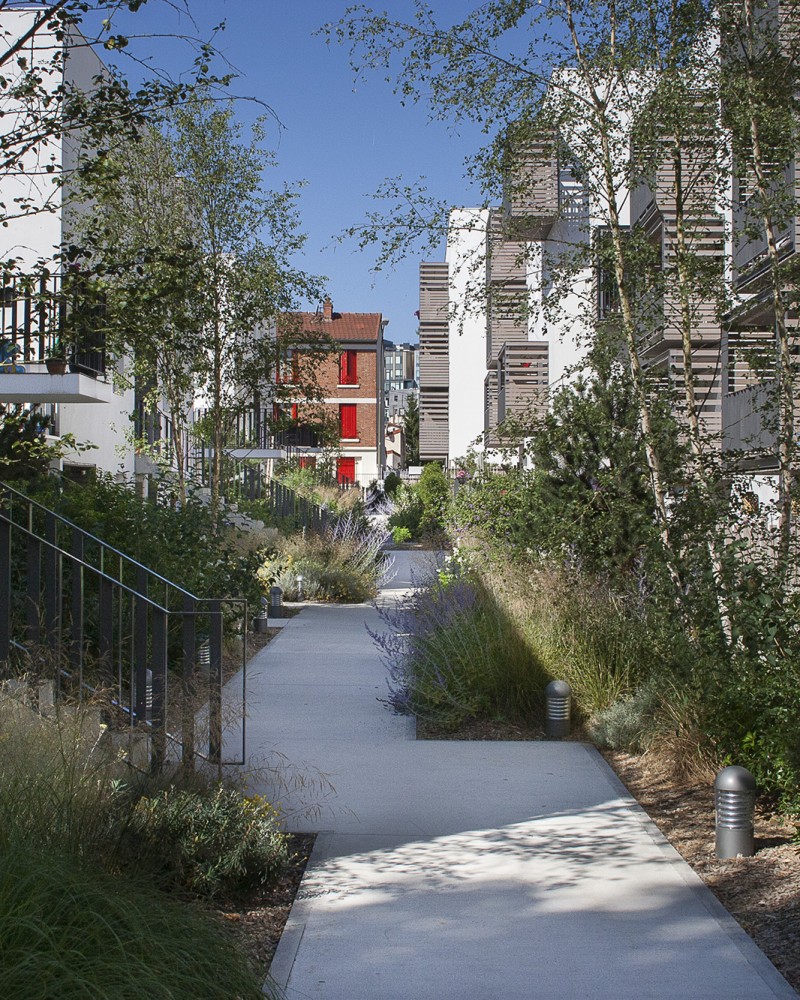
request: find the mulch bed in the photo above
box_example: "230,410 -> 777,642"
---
215,832 -> 316,983
605,749 -> 800,992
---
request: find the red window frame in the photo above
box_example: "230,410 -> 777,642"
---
339,350 -> 358,385
339,403 -> 357,439
337,457 -> 356,486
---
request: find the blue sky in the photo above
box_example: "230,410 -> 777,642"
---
106,1 -> 491,345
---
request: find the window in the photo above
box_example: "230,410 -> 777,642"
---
337,457 -> 356,486
277,348 -> 299,384
339,403 -> 357,439
272,402 -> 298,423
340,350 -> 358,385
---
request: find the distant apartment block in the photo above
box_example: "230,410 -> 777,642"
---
383,339 -> 419,428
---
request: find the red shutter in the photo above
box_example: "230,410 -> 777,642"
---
337,457 -> 355,485
340,351 -> 358,385
340,403 -> 357,439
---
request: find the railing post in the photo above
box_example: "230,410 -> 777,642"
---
208,599 -> 223,767
71,529 -> 85,685
26,533 -> 41,645
134,567 -> 148,725
150,607 -> 167,772
182,594 -> 197,768
44,513 -> 59,644
98,575 -> 113,675
0,517 -> 10,663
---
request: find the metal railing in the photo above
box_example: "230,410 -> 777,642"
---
1,272 -> 107,377
0,481 -> 247,771
266,478 -> 330,533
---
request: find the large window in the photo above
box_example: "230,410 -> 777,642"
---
339,403 -> 357,439
340,350 -> 358,385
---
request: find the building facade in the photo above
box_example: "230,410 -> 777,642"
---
287,298 -> 386,486
0,12 -> 138,480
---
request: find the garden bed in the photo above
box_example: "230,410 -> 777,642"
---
215,833 -> 315,982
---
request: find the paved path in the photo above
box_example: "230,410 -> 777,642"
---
227,551 -> 796,1000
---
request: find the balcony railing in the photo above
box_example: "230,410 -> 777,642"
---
1,272 -> 106,377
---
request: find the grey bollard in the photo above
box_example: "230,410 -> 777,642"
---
545,680 -> 572,738
197,639 -> 210,675
714,766 -> 756,859
270,585 -> 283,619
254,596 -> 269,633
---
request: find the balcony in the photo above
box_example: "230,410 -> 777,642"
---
0,272 -> 110,405
723,381 -> 778,463
501,137 -> 559,240
497,342 -> 549,425
732,161 -> 795,289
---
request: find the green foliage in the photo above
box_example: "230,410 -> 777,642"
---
380,566 -> 549,730
274,459 -> 365,516
403,394 -> 419,466
0,842 -> 265,1000
0,406 -> 94,482
388,481 -> 424,537
256,513 -> 388,603
416,462 -> 451,534
588,682 -> 661,753
127,786 -> 288,900
392,525 -> 412,545
0,693 -> 284,998
0,698 -> 130,861
383,471 -> 402,496
16,474 -> 262,606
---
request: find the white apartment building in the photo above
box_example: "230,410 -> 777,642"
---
0,10 -> 136,479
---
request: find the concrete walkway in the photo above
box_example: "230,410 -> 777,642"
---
227,551 -> 796,1000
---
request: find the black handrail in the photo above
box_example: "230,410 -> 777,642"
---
0,480 -> 248,771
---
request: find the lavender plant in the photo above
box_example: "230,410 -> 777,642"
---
371,565 -> 548,729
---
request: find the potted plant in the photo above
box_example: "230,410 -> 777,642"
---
45,338 -> 68,374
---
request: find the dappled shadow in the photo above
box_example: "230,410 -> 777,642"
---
277,801 -> 795,1000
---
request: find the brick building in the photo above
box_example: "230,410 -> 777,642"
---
289,298 -> 386,486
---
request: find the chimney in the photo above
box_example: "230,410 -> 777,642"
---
323,297 -> 333,321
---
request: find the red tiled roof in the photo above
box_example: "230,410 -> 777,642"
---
287,311 -> 383,343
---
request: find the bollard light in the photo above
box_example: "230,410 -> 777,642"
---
254,596 -> 269,633
714,766 -> 756,859
197,639 -> 210,674
270,585 -> 283,619
545,680 -> 572,739
297,574 -> 305,602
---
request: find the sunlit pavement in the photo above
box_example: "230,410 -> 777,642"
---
225,552 -> 796,1000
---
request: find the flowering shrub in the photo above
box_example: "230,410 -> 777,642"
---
255,513 -> 389,603
371,562 -> 549,729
